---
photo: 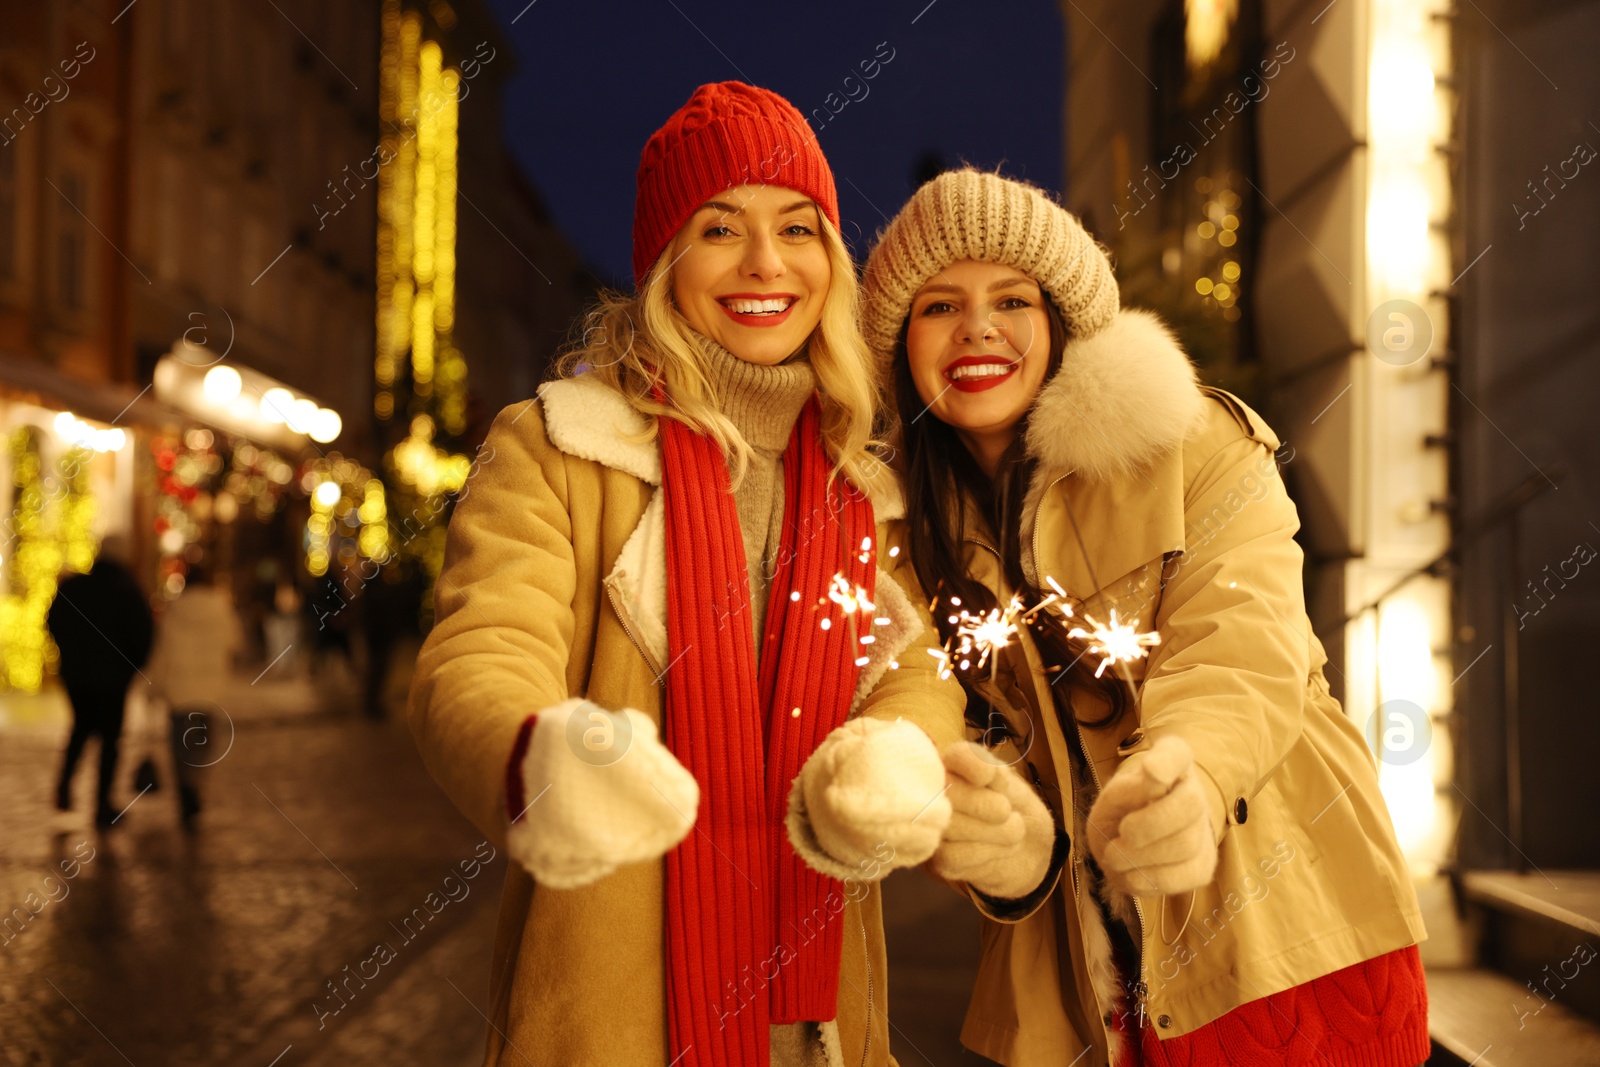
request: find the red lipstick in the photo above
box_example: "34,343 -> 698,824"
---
943,355 -> 1020,394
716,293 -> 800,329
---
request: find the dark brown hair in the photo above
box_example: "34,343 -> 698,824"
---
890,294 -> 1127,741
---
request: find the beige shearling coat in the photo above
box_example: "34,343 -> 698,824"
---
910,311 -> 1427,1067
407,375 -> 967,1067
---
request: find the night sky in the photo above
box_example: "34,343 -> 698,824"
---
480,0 -> 1065,286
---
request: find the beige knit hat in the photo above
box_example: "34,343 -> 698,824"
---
860,168 -> 1121,382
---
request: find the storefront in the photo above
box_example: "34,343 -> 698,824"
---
0,343 -> 368,692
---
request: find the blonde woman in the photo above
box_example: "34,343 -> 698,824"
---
407,82 -> 964,1067
862,169 -> 1428,1067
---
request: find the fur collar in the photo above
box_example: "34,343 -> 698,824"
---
538,374 -> 905,520
539,376 -> 662,485
1023,309 -> 1206,483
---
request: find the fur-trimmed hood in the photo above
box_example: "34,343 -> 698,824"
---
1023,308 -> 1206,484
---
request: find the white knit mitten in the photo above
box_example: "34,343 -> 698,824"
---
1086,734 -> 1218,897
929,742 -> 1056,900
787,717 -> 952,881
505,698 -> 699,889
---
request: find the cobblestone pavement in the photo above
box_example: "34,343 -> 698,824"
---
0,672 -> 497,1067
1,668 -> 996,1066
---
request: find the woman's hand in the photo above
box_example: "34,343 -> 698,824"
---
789,717 -> 952,880
1086,734 -> 1219,897
505,699 -> 699,889
929,742 -> 1056,900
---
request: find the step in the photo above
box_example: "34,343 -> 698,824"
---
1459,870 -> 1600,940
1458,869 -> 1600,1026
1428,967 -> 1600,1067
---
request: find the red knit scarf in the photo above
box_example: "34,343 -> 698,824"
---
657,397 -> 877,1067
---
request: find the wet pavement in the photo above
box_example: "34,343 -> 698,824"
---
0,661 -> 995,1066
0,659 -> 497,1067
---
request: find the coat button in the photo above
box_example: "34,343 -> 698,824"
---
1234,797 -> 1249,824
1117,729 -> 1145,751
1103,1011 -> 1114,1026
1157,1014 -> 1172,1029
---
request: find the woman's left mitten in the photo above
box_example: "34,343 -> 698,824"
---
505,698 -> 700,889
1086,734 -> 1219,897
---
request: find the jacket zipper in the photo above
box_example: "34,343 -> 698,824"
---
1075,714 -> 1151,1034
859,906 -> 874,1067
603,579 -> 666,681
1025,474 -> 1154,1036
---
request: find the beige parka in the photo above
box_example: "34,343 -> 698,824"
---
905,310 -> 1427,1067
406,374 -> 968,1067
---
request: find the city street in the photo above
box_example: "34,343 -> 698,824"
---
0,659 -> 499,1067
0,661 -> 987,1066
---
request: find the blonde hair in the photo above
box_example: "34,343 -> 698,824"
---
553,214 -> 882,489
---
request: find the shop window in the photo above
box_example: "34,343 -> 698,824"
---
1119,0 -> 1263,396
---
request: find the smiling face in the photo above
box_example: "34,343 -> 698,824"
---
668,184 -> 831,366
903,259 -> 1053,475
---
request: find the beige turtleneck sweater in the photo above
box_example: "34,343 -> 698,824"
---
700,336 -> 817,651
699,336 -> 832,1067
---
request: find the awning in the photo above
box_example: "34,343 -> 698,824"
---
152,346 -> 342,453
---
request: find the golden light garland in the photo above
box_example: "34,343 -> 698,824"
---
371,1 -> 474,614
376,4 -> 467,434
0,428 -> 95,692
300,455 -> 377,578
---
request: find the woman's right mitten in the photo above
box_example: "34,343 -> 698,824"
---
505,698 -> 699,889
789,717 -> 952,880
929,741 -> 1057,900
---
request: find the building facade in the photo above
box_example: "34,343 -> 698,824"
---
0,0 -> 593,690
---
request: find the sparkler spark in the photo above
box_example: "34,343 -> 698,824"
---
825,572 -> 875,616
956,600 -> 1022,671
935,593 -> 1029,683
1067,609 -> 1161,679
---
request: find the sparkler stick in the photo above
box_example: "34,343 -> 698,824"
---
1054,489 -> 1161,703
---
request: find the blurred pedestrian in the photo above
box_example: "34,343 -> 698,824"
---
145,563 -> 242,826
47,535 -> 154,827
263,579 -> 301,677
306,573 -> 355,684
361,564 -> 422,720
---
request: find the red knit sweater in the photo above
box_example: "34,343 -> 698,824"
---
1111,944 -> 1430,1067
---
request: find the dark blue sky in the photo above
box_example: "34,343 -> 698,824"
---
481,0 -> 1065,286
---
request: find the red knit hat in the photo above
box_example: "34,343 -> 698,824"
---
632,81 -> 840,286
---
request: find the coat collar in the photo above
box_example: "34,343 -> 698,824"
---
1018,309 -> 1203,601
538,374 -> 905,520
539,376 -> 661,485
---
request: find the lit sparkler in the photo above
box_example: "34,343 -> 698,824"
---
955,597 -> 1023,674
935,593 -> 1028,683
820,572 -> 892,669
826,572 -> 875,616
1067,608 -> 1162,680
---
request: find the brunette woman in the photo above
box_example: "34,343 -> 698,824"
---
862,169 -> 1428,1067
